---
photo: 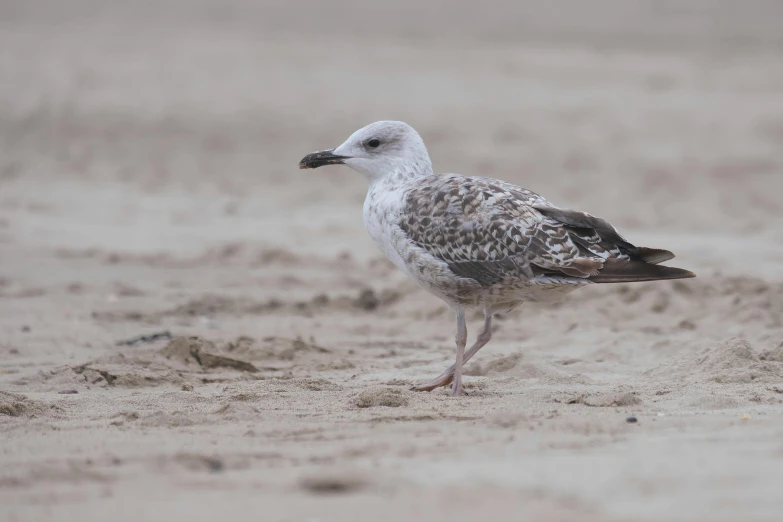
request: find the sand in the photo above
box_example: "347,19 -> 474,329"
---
2,1 -> 783,521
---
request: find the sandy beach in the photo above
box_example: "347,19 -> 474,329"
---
2,1 -> 783,521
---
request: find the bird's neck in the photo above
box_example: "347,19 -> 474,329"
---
366,158 -> 434,190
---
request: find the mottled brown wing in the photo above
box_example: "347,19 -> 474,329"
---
527,201 -> 694,281
398,175 -> 612,286
532,205 -> 676,265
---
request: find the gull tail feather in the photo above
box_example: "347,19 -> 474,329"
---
588,259 -> 695,283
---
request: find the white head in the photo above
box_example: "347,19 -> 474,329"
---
299,121 -> 433,182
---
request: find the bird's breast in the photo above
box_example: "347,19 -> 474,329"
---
362,188 -> 414,276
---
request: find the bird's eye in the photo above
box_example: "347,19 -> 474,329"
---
367,139 -> 381,148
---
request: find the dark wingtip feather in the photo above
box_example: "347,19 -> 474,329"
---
636,247 -> 675,265
588,260 -> 695,283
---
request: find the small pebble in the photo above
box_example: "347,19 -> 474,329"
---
740,414 -> 751,422
208,458 -> 224,472
299,473 -> 368,494
181,382 -> 194,391
626,416 -> 638,424
58,389 -> 79,395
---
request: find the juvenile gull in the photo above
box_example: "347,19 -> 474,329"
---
299,121 -> 695,396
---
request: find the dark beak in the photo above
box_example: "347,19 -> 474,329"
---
298,149 -> 349,169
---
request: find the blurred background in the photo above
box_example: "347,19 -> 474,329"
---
2,2 -> 783,521
2,0 -> 783,273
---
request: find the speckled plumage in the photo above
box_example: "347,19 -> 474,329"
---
364,174 -> 591,314
300,120 -> 695,395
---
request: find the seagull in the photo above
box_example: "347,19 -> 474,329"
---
299,121 -> 695,396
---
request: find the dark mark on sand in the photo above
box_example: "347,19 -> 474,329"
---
115,331 -> 173,346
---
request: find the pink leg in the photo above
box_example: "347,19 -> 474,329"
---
411,311 -> 493,393
450,311 -> 467,396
